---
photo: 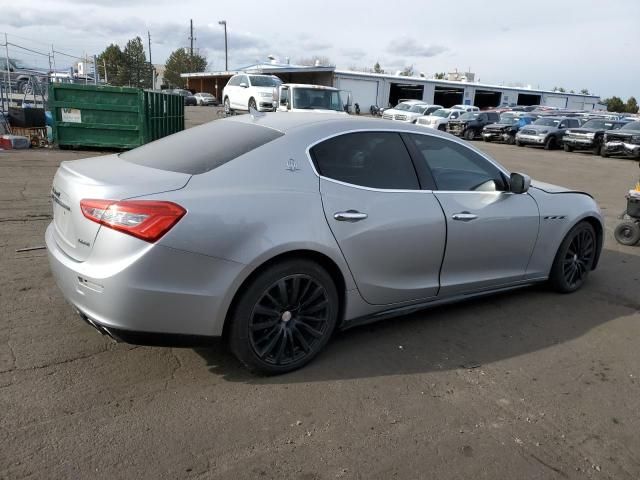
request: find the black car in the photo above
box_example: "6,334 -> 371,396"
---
168,88 -> 198,106
447,111 -> 501,140
602,121 -> 640,159
482,113 -> 537,145
563,119 -> 630,155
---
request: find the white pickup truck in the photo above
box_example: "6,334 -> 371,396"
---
275,84 -> 350,114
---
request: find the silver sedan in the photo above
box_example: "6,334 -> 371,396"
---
46,114 -> 604,374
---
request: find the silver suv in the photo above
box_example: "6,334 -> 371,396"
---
516,116 -> 582,149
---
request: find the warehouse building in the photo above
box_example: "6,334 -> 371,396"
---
182,63 -> 601,111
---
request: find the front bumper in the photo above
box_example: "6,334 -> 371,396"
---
482,130 -> 511,142
447,125 -> 465,136
46,224 -> 245,338
603,141 -> 640,157
516,134 -> 546,145
257,101 -> 274,111
564,137 -> 596,148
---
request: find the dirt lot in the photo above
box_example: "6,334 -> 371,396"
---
1,110 -> 639,479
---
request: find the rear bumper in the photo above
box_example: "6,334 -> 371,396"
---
46,223 -> 245,337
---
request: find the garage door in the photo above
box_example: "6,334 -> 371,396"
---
567,98 -> 583,110
337,78 -> 379,111
545,96 -> 567,109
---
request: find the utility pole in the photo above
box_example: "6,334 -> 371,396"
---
189,20 -> 194,58
93,55 -> 98,84
148,30 -> 154,89
218,20 -> 228,71
4,33 -> 12,97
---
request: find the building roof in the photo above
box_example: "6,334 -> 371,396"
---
182,62 -> 335,78
334,69 -> 600,99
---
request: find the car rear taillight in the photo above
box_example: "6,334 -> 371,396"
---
80,199 -> 186,242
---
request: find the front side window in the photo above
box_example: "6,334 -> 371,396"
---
408,134 -> 506,192
310,132 -> 420,190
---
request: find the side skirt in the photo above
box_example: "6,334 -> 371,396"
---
340,278 -> 547,330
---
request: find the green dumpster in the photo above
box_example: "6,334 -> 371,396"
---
49,84 -> 184,150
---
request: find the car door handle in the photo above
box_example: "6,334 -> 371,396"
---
334,210 -> 368,222
452,212 -> 478,222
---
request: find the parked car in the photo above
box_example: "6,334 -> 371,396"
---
515,116 -> 581,149
390,103 -> 443,123
0,57 -> 49,94
601,121 -> 640,158
168,89 -> 197,106
447,111 -> 501,140
46,114 -> 603,374
416,108 -> 465,130
381,100 -> 427,121
563,119 -> 630,155
193,92 -> 219,106
482,113 -> 536,144
451,104 -> 480,112
223,74 -> 282,113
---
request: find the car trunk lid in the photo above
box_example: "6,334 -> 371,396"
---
51,154 -> 190,261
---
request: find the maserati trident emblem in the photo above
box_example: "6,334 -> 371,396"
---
286,158 -> 300,172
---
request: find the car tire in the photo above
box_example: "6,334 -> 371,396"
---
224,97 -> 232,115
464,129 -> 475,141
614,221 -> 640,246
600,149 -> 609,158
506,135 -> 516,145
548,221 -> 597,293
228,259 -> 339,375
483,136 -> 491,142
563,144 -> 573,152
516,140 -> 524,147
544,136 -> 556,150
592,144 -> 602,156
438,124 -> 446,131
248,97 -> 257,111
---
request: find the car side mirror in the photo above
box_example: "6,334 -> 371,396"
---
239,82 -> 248,88
510,172 -> 531,194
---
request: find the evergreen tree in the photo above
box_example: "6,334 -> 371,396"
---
164,48 -> 207,88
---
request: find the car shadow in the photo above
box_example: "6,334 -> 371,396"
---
195,247 -> 640,384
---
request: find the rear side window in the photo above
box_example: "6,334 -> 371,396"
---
310,132 -> 419,190
121,120 -> 283,174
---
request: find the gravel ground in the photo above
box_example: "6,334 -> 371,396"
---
1,111 -> 639,479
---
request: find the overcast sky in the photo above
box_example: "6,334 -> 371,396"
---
2,0 -> 638,99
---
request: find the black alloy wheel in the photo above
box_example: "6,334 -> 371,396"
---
248,97 -> 257,110
549,222 -> 597,293
229,260 -> 338,374
249,275 -> 331,366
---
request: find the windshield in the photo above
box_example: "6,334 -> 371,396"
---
292,88 -> 343,111
249,75 -> 281,87
431,109 -> 449,118
499,113 -> 518,124
460,112 -> 480,120
394,103 -> 413,111
409,105 -> 427,113
534,118 -> 561,127
2,58 -> 30,69
581,120 -> 616,130
621,121 -> 640,131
